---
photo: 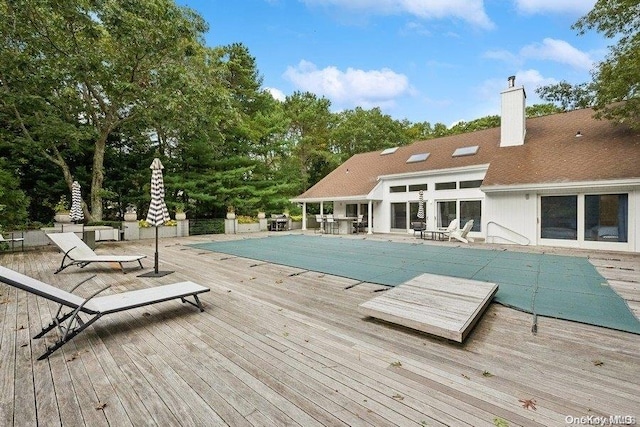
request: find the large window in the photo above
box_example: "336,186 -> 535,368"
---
460,200 -> 481,232
346,204 -> 357,217
541,196 -> 577,240
391,203 -> 407,229
409,184 -> 427,192
584,194 -> 628,242
435,182 -> 456,190
437,201 -> 456,228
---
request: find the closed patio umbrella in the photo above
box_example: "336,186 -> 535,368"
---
417,190 -> 425,221
70,181 -> 84,223
139,158 -> 173,277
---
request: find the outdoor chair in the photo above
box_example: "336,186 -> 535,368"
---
0,232 -> 25,252
47,232 -> 146,274
325,214 -> 338,234
449,220 -> 474,243
411,221 -> 426,238
353,215 -> 365,234
440,218 -> 459,239
315,214 -> 325,234
0,265 -> 210,360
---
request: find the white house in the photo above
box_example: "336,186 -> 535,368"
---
292,77 -> 640,252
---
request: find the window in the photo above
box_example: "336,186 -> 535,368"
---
381,147 -> 398,155
437,201 -> 456,228
541,196 -> 577,240
435,182 -> 456,190
346,204 -> 358,217
584,194 -> 628,242
452,146 -> 479,157
407,153 -> 429,163
409,184 -> 427,192
460,200 -> 481,232
459,180 -> 482,189
391,203 -> 407,229
390,185 -> 406,193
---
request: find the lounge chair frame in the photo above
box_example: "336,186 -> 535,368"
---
47,232 -> 145,274
0,265 -> 209,360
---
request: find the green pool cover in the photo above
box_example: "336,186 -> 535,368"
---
190,235 -> 640,334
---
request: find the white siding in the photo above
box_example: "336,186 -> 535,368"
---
484,192 -> 537,245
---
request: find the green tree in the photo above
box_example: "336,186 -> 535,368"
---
0,0 -> 209,220
535,81 -> 595,111
526,103 -> 565,117
573,0 -> 640,128
331,107 -> 411,162
0,158 -> 29,230
282,92 -> 335,192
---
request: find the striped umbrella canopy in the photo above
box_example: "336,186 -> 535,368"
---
417,189 -> 425,220
146,158 -> 170,227
70,181 -> 84,222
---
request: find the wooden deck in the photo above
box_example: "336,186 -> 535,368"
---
1,232 -> 639,426
359,274 -> 498,342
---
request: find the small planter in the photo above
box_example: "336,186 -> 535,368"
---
54,212 -> 71,223
226,212 -> 236,220
124,212 -> 138,221
175,212 -> 186,221
257,212 -> 266,219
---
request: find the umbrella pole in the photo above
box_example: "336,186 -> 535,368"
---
154,226 -> 159,274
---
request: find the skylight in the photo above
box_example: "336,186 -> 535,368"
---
452,145 -> 479,157
406,153 -> 430,163
380,147 -> 399,155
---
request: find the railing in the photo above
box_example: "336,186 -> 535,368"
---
486,221 -> 530,246
189,218 -> 224,236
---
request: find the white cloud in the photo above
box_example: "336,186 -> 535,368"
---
520,38 -> 594,71
265,87 -> 286,101
472,70 -> 557,118
300,0 -> 494,29
483,49 -> 520,65
514,0 -> 597,15
484,38 -> 594,71
283,60 -> 412,109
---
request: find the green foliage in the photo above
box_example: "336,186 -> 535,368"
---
535,82 -> 595,110
0,158 -> 29,230
53,195 -> 69,213
573,0 -> 640,128
331,107 -> 411,162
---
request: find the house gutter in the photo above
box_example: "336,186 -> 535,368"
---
482,178 -> 640,193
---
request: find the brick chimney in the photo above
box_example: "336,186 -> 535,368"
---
500,76 -> 526,147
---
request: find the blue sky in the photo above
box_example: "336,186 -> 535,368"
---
177,0 -> 604,126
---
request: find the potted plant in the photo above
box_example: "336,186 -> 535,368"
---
175,203 -> 186,221
257,209 -> 266,220
54,195 -> 71,223
124,204 -> 138,221
226,205 -> 236,220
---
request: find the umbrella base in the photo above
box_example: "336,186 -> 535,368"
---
138,270 -> 174,278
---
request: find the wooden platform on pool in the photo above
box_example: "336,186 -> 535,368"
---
359,273 -> 499,342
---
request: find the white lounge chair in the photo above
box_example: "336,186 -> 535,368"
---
439,218 -> 459,239
47,232 -> 145,274
0,265 -> 210,360
449,220 -> 474,243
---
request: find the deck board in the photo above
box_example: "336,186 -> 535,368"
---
0,233 -> 639,426
359,273 -> 498,342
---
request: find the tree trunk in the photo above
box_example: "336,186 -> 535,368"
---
91,133 -> 108,221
